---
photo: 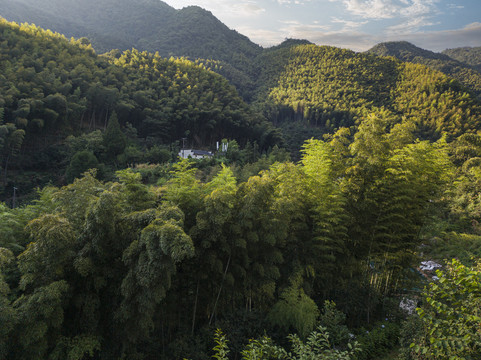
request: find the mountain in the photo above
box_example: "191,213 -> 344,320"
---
3,11 -> 481,180
252,43 -> 481,152
0,0 -> 260,56
367,41 -> 454,62
0,19 -> 280,199
442,46 -> 481,72
0,0 -> 173,50
367,41 -> 481,96
0,0 -> 262,98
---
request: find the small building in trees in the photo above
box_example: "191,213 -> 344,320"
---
178,149 -> 213,159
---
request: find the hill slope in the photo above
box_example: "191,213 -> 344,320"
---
0,0 -> 174,50
0,0 -> 262,99
367,41 -> 481,97
2,15 -> 481,162
0,19 -> 280,198
442,46 -> 481,72
253,43 -> 481,152
0,0 -> 261,57
5,1 -> 481,105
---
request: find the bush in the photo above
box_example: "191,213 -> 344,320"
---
409,259 -> 481,360
65,150 -> 100,183
205,326 -> 360,360
354,321 -> 400,360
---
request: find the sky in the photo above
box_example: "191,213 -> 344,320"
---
162,0 -> 481,52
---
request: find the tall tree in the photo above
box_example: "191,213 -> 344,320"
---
103,111 -> 126,160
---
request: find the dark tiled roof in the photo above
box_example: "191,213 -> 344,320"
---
192,150 -> 213,156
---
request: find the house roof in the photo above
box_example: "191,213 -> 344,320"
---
191,150 -> 213,156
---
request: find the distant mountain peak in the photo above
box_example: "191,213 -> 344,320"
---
367,40 -> 481,96
180,5 -> 212,12
442,46 -> 481,72
276,38 -> 313,48
367,41 -> 453,62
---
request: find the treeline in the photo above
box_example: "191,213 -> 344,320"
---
5,112 -> 481,359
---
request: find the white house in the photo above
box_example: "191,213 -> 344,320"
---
178,149 -> 213,159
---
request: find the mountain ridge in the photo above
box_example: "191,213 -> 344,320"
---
442,46 -> 481,72
4,1 -> 481,101
0,0 -> 264,99
0,0 -> 261,56
367,41 -> 481,97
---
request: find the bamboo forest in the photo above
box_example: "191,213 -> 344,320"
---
1,2 -> 481,359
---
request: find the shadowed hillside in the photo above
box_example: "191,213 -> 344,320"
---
443,46 -> 481,72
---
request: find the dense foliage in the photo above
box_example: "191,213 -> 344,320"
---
1,9 -> 481,359
253,43 -> 481,154
368,41 -> 481,97
205,326 -> 360,360
443,46 -> 481,72
0,19 -> 280,201
407,259 -> 481,359
0,0 -> 262,99
0,112 -> 461,358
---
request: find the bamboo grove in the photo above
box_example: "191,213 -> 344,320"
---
1,16 -> 481,359
1,117 -> 458,359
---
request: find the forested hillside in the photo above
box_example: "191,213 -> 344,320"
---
0,0 -> 177,51
0,0 -> 261,58
443,46 -> 481,72
7,0 -> 481,108
3,17 -> 481,197
253,43 -> 481,152
0,19 -> 279,201
367,41 -> 481,96
0,0 -> 262,99
2,116 -> 481,360
1,11 -> 481,359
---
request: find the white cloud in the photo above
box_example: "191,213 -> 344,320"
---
387,16 -> 438,34
234,2 -> 265,16
331,17 -> 368,31
329,0 -> 439,22
235,26 -> 285,46
339,0 -> 401,19
280,20 -> 332,34
400,0 -> 439,18
404,22 -> 481,51
447,3 -> 464,9
277,0 -> 311,5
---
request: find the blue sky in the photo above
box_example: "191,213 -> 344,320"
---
163,0 -> 481,51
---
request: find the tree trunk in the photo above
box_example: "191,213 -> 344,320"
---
209,254 -> 231,326
3,153 -> 10,186
191,279 -> 199,335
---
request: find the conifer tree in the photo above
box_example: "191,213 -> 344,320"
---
103,111 -> 126,160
